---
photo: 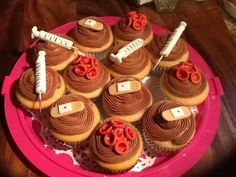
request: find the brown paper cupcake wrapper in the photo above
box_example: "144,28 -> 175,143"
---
84,47 -> 111,61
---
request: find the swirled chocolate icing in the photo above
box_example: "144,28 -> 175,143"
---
106,44 -> 151,75
17,67 -> 62,101
35,34 -> 75,66
113,20 -> 152,41
48,94 -> 94,135
162,68 -> 208,97
89,118 -> 141,163
143,100 -> 196,145
102,77 -> 152,115
68,16 -> 112,48
63,61 -> 110,92
151,35 -> 188,61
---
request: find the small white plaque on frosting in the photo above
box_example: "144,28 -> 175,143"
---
84,19 -> 96,27
58,103 -> 73,114
170,107 -> 185,118
117,81 -> 131,93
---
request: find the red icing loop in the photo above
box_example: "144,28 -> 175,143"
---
190,71 -> 202,84
114,140 -> 129,155
86,67 -> 98,80
111,119 -> 125,128
99,123 -> 112,135
74,64 -> 87,76
125,126 -> 136,140
90,57 -> 99,68
104,132 -> 117,147
120,17 -> 132,28
72,56 -> 83,65
175,68 -> 189,81
113,128 -> 124,141
132,19 -> 144,31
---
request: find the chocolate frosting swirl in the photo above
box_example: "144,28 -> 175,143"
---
106,44 -> 151,75
162,68 -> 208,97
102,77 -> 152,115
48,94 -> 95,135
63,61 -> 110,92
151,35 -> 187,61
89,118 -> 141,163
143,100 -> 196,145
113,20 -> 152,41
68,16 -> 112,48
17,67 -> 62,101
35,34 -> 75,66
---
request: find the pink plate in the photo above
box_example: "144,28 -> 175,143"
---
2,17 -> 224,177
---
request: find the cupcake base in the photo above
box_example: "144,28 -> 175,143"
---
160,76 -> 210,106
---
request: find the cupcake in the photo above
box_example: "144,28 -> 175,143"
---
146,35 -> 189,73
34,34 -> 78,71
102,77 -> 152,122
143,100 -> 196,152
67,16 -> 113,60
105,42 -> 152,80
113,11 -> 153,46
63,55 -> 110,99
160,61 -> 209,105
47,94 -> 100,143
15,67 -> 65,109
89,117 -> 143,173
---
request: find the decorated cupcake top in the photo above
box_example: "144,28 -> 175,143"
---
143,100 -> 196,145
89,118 -> 142,163
150,35 -> 188,61
68,16 -> 112,48
102,77 -> 152,116
48,94 -> 95,136
106,42 -> 151,75
113,11 -> 152,41
35,34 -> 76,66
162,62 -> 208,97
17,67 -> 62,101
64,55 -> 110,92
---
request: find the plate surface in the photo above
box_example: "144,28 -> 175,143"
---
2,17 -> 223,177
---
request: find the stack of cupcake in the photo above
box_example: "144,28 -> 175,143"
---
14,11 -> 210,174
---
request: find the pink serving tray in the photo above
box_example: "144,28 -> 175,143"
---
2,17 -> 224,177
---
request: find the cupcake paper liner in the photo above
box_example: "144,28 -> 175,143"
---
84,47 -> 111,61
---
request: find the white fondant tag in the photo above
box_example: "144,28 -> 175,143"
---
117,81 -> 131,93
170,107 -> 185,118
84,19 -> 96,27
58,103 -> 72,114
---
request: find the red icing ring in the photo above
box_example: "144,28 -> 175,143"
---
190,71 -> 202,84
86,67 -> 98,80
172,62 -> 185,70
90,58 -> 99,68
175,68 -> 189,81
113,128 -> 124,141
99,123 -> 112,135
124,126 -> 136,140
104,132 -> 117,147
138,14 -> 147,24
72,56 -> 83,65
127,11 -> 137,16
183,65 -> 195,73
120,17 -> 132,28
114,140 -> 129,155
81,57 -> 90,64
74,64 -> 87,76
111,119 -> 125,128
132,19 -> 144,31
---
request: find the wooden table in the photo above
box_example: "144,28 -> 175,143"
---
1,0 -> 236,176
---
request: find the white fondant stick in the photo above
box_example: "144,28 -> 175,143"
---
110,38 -> 144,64
35,50 -> 46,111
152,21 -> 187,71
31,26 -> 78,51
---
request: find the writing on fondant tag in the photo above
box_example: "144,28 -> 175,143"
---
50,101 -> 85,118
78,18 -> 103,31
108,80 -> 141,95
161,106 -> 191,121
